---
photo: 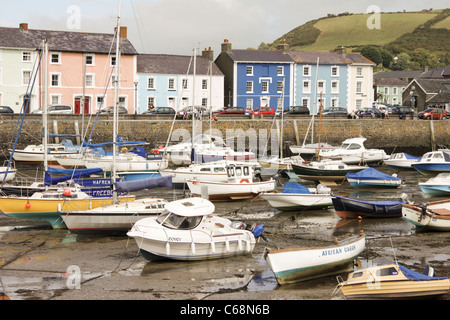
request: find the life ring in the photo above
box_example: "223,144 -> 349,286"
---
158,145 -> 163,150
152,149 -> 160,154
240,179 -> 249,183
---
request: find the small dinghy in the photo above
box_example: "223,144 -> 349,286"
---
345,167 -> 402,188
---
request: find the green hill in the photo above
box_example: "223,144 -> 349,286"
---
263,9 -> 450,68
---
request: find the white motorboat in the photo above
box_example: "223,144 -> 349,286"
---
127,197 -> 265,261
289,142 -> 338,157
411,150 -> 450,175
384,152 -> 421,170
186,163 -> 276,201
160,160 -> 259,188
258,155 -> 304,171
259,182 -> 332,211
83,153 -> 168,174
0,163 -> 16,183
319,137 -> 387,164
61,197 -> 168,235
419,173 -> 450,196
10,143 -> 80,165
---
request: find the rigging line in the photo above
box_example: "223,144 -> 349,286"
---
130,0 -> 148,53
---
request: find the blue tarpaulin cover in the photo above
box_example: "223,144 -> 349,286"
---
398,264 -> 448,281
281,182 -> 311,194
44,168 -> 103,186
403,153 -> 421,160
115,175 -> 172,193
346,167 -> 402,181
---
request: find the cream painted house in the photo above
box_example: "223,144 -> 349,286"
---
346,54 -> 376,111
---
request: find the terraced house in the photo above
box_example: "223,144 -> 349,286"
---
0,23 -> 138,114
136,49 -> 224,113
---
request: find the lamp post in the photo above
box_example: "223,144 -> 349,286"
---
134,81 -> 138,119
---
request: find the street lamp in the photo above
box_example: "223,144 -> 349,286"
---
410,85 -> 416,119
134,81 -> 138,119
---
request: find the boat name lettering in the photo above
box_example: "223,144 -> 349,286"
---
322,245 -> 356,256
168,237 -> 181,242
92,180 -> 111,185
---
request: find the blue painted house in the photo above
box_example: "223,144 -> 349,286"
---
215,40 -> 294,112
136,50 -> 224,114
289,51 -> 350,114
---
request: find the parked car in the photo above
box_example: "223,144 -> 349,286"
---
322,107 -> 348,116
0,106 -> 13,113
99,106 -> 128,114
32,104 -> 73,114
418,108 -> 447,120
397,107 -> 415,119
143,107 -> 175,115
212,106 -> 246,116
249,106 -> 275,116
286,106 -> 309,115
176,106 -> 207,119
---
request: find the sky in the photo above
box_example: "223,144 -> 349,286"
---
0,0 -> 448,57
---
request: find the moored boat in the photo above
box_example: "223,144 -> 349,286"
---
332,195 -> 405,219
127,197 -> 265,261
291,160 -> 367,182
384,152 -> 421,170
419,173 -> 450,196
411,150 -> 450,175
265,233 -> 365,285
345,167 -> 402,188
335,262 -> 450,300
402,199 -> 450,231
259,182 -> 332,211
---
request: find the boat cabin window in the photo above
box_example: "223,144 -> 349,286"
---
200,168 -> 211,172
347,143 -> 361,150
213,167 -> 225,173
432,153 -> 443,159
156,212 -> 203,230
227,167 -> 234,177
351,272 -> 364,278
376,267 -> 398,277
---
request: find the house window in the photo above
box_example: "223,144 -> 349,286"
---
51,74 -> 60,87
277,66 -> 284,76
246,81 -> 253,93
356,67 -> 363,77
85,54 -> 94,66
302,98 -> 309,108
393,87 -> 398,95
277,98 -> 283,111
261,81 -> 269,93
246,66 -> 253,76
147,77 -> 155,90
356,99 -> 362,109
356,81 -> 363,93
111,55 -> 116,66
202,79 -> 208,90
331,66 -> 339,76
50,95 -> 60,105
331,98 -> 339,108
22,52 -> 32,62
277,81 -> 284,93
50,53 -> 61,64
85,74 -> 94,87
303,66 -> 310,76
147,96 -> 155,108
202,98 -> 208,107
22,70 -> 31,85
331,81 -> 339,93
118,96 -> 127,108
182,79 -> 188,90
246,99 -> 253,111
384,87 -> 389,95
318,80 -> 325,93
303,80 -> 311,93
168,78 -> 175,90
96,96 -> 105,109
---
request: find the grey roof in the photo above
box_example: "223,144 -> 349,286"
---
413,78 -> 450,93
288,51 -> 375,65
418,65 -> 450,79
226,49 -> 295,63
137,54 -> 223,76
374,70 -> 425,79
0,27 -> 137,55
427,91 -> 450,104
374,78 -> 408,86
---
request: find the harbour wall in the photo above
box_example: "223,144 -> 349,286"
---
0,114 -> 449,158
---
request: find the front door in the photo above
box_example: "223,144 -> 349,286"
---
74,97 -> 90,114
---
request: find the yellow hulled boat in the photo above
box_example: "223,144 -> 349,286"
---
336,262 -> 450,300
0,188 -> 135,228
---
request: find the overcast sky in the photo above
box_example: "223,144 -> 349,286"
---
0,0 -> 448,57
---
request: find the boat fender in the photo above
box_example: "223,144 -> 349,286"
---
246,240 -> 251,252
25,202 -> 31,209
240,178 -> 249,183
191,242 -> 196,254
165,242 -> 171,256
152,149 -> 160,154
211,241 -> 215,253
225,239 -> 230,252
63,189 -> 72,197
238,239 -> 242,251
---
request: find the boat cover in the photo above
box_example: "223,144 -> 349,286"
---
346,167 -> 401,181
332,195 -> 403,206
403,153 -> 421,160
281,182 -> 311,194
44,168 -> 103,185
115,175 -> 172,193
398,264 -> 448,281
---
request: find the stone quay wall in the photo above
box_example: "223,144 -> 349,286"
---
0,114 -> 449,159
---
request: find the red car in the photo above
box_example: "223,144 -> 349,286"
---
418,108 -> 448,120
212,107 -> 246,115
250,106 -> 275,116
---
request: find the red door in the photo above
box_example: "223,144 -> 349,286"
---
74,98 -> 90,114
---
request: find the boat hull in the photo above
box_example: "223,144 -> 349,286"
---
340,279 -> 450,300
402,201 -> 450,231
259,193 -> 332,211
292,163 -> 365,182
332,196 -> 403,218
419,184 -> 450,196
266,235 -> 365,284
0,196 -> 135,228
412,163 -> 450,175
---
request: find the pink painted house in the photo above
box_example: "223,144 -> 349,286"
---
1,23 -> 138,114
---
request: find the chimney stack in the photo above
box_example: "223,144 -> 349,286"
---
115,26 -> 128,38
202,47 -> 214,61
277,39 -> 289,52
19,23 -> 28,33
221,39 -> 232,53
